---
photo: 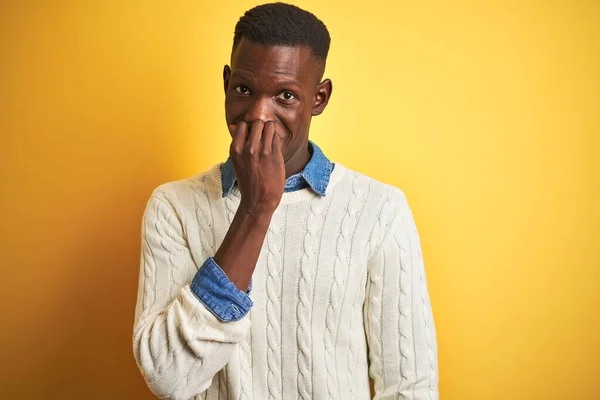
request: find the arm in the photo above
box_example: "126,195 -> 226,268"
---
133,195 -> 252,400
216,120 -> 286,290
364,201 -> 439,399
133,120 -> 285,399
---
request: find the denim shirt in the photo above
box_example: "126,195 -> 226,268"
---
190,140 -> 334,322
220,140 -> 333,197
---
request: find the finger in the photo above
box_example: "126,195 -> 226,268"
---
246,120 -> 264,157
230,122 -> 248,156
261,121 -> 276,157
272,129 -> 285,162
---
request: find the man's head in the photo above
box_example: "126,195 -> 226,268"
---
223,3 -> 332,171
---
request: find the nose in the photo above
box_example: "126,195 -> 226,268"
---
244,96 -> 274,123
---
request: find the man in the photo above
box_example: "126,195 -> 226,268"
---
133,3 -> 438,399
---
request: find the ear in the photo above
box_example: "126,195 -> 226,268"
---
311,78 -> 333,116
223,65 -> 232,95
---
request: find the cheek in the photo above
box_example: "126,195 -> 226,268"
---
275,120 -> 297,151
225,97 -> 244,124
278,108 -> 305,135
279,120 -> 307,157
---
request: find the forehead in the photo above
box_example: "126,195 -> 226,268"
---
230,38 -> 320,85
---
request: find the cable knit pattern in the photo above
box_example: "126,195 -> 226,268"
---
224,190 -> 239,224
323,207 -> 348,399
141,200 -> 158,312
223,191 -> 255,400
222,189 -> 252,399
366,248 -> 385,395
238,332 -> 253,400
397,236 -> 412,393
341,175 -> 369,395
324,172 -> 368,399
133,162 -> 438,400
296,197 -> 320,400
191,175 -> 216,258
265,218 -> 283,400
365,187 -> 400,397
347,282 -> 363,396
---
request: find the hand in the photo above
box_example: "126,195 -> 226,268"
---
229,120 -> 286,215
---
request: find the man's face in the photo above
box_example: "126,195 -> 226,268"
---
223,38 -> 329,164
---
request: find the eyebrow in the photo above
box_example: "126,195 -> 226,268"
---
231,73 -> 304,90
273,80 -> 303,90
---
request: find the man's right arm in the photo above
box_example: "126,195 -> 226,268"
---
133,120 -> 285,399
133,194 -> 250,400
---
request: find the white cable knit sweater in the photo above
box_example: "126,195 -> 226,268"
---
133,162 -> 438,400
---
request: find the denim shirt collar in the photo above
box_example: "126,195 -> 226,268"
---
220,140 -> 334,198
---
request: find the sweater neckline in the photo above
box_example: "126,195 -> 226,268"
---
209,162 -> 347,204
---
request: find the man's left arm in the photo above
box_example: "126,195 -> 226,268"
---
363,199 -> 439,399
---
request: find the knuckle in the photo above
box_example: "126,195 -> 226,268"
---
230,144 -> 242,157
260,148 -> 271,157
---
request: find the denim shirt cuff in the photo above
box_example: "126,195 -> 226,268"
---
190,257 -> 253,322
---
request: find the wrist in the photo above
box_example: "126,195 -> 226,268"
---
238,200 -> 278,218
235,204 -> 274,226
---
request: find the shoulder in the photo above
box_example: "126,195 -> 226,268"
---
333,163 -> 410,214
143,164 -> 223,221
332,164 -> 412,259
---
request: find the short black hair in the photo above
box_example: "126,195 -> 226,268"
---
233,2 -> 331,62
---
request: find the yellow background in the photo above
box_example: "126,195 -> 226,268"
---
1,1 -> 598,399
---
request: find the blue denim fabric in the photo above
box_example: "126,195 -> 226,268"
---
220,140 -> 334,197
190,257 -> 253,322
192,140 -> 334,322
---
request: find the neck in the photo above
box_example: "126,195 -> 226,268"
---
284,142 -> 311,178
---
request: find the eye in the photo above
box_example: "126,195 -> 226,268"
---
234,85 -> 250,95
277,91 -> 297,101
